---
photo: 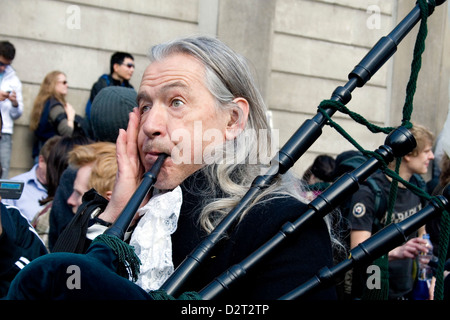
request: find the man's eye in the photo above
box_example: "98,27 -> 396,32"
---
140,105 -> 151,113
172,99 -> 184,108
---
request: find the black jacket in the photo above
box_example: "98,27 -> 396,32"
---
89,74 -> 134,103
169,171 -> 336,300
0,203 -> 48,297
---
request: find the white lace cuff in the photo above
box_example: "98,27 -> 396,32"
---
129,186 -> 183,291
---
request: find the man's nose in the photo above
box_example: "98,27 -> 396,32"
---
142,104 -> 168,138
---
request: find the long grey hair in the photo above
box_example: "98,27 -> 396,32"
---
149,36 -> 344,252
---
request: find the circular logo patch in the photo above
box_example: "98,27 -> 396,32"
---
352,202 -> 366,218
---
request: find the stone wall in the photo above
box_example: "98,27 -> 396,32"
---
1,0 -> 448,179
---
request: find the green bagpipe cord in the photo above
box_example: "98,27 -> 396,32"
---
92,234 -> 202,300
318,0 -> 449,300
92,233 -> 142,282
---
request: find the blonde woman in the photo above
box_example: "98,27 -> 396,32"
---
29,71 -> 82,161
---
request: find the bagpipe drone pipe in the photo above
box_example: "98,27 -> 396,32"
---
104,153 -> 168,240
157,0 -> 449,299
278,184 -> 450,300
86,0 -> 447,300
196,126 -> 417,300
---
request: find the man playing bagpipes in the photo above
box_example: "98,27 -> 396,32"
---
4,36 -> 339,300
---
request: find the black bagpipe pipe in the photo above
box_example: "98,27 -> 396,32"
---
197,126 -> 416,299
104,153 -> 168,240
159,0 -> 446,297
280,185 -> 450,300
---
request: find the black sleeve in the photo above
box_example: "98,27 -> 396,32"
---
346,187 -> 379,299
347,186 -> 377,232
228,196 -> 337,300
0,203 -> 48,297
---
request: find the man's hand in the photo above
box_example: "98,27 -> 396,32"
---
0,90 -> 10,102
388,237 -> 429,261
99,108 -> 144,223
8,90 -> 18,107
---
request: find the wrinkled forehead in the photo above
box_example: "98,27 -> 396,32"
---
146,52 -> 204,77
138,53 -> 207,96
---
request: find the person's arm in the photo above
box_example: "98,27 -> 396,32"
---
417,225 -> 426,238
64,103 -> 76,129
388,237 -> 428,261
6,76 -> 23,120
0,90 -> 9,102
350,212 -> 428,261
8,91 -> 18,108
48,104 -> 74,136
348,187 -> 377,249
350,230 -> 372,249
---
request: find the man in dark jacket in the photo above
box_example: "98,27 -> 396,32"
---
85,52 -> 135,119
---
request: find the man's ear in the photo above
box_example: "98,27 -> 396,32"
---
403,153 -> 412,163
225,97 -> 249,140
105,190 -> 113,201
112,63 -> 120,74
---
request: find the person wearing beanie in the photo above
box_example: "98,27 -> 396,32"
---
89,86 -> 137,142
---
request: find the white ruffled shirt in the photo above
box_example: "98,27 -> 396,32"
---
129,186 -> 182,292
